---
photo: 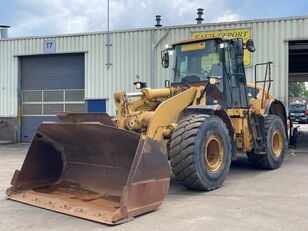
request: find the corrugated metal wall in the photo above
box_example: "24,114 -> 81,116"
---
0,31 -> 154,116
1,16 -> 308,116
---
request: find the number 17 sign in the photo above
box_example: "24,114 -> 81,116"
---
43,40 -> 56,53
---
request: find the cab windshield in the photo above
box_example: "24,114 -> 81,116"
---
173,40 -> 223,83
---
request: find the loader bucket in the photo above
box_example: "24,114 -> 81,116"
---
6,114 -> 170,225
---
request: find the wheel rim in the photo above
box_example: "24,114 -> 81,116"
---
204,134 -> 224,172
272,129 -> 283,157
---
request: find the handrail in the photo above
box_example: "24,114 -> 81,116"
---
254,61 -> 273,108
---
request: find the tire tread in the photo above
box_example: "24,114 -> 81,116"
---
169,114 -> 230,191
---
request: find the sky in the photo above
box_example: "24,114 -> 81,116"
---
0,0 -> 308,37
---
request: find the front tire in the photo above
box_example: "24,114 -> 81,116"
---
169,114 -> 232,191
247,115 -> 287,169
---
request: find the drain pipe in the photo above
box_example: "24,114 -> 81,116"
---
105,0 -> 112,69
151,16 -> 169,88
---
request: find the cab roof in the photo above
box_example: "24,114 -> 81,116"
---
171,36 -> 228,46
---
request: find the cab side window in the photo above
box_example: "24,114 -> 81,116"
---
224,43 -> 245,87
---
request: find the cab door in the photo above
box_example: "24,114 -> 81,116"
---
223,42 -> 248,108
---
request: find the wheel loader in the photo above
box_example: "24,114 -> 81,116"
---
6,37 -> 288,224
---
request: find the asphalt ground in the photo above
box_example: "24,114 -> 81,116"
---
0,124 -> 307,231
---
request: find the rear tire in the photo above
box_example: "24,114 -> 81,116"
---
247,115 -> 287,169
169,114 -> 232,191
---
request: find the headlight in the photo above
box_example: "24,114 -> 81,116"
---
301,113 -> 305,116
290,113 -> 294,116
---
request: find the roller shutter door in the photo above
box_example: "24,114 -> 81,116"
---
21,53 -> 85,142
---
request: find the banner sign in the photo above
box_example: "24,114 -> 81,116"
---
191,28 -> 252,66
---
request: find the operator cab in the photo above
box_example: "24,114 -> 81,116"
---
161,37 -> 255,109
173,39 -> 223,86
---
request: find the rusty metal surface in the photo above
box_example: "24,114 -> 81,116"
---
56,112 -> 115,126
7,117 -> 170,224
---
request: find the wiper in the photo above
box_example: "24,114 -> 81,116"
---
172,67 -> 190,87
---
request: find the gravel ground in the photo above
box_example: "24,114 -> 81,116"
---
0,125 -> 308,231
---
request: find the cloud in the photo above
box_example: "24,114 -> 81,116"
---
216,10 -> 240,22
7,0 -> 242,37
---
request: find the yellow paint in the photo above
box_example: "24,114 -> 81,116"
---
181,42 -> 205,52
204,134 -> 224,172
229,111 -> 253,152
231,118 -> 243,134
142,88 -> 171,99
247,82 -> 274,111
191,28 -> 252,66
242,118 -> 252,151
227,108 -> 246,117
146,87 -> 197,140
192,86 -> 206,106
272,129 -> 283,157
140,134 -> 147,140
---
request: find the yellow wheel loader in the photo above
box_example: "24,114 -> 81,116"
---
7,37 -> 288,224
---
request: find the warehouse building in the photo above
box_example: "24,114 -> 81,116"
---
0,15 -> 308,142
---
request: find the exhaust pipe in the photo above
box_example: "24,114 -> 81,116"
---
0,25 -> 10,39
155,15 -> 162,27
196,8 -> 204,24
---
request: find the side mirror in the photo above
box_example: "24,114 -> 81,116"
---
161,50 -> 169,68
245,39 -> 256,52
232,38 -> 244,57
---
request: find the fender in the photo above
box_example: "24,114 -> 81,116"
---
264,99 -> 288,136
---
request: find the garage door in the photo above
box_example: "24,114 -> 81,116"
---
21,53 -> 85,142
